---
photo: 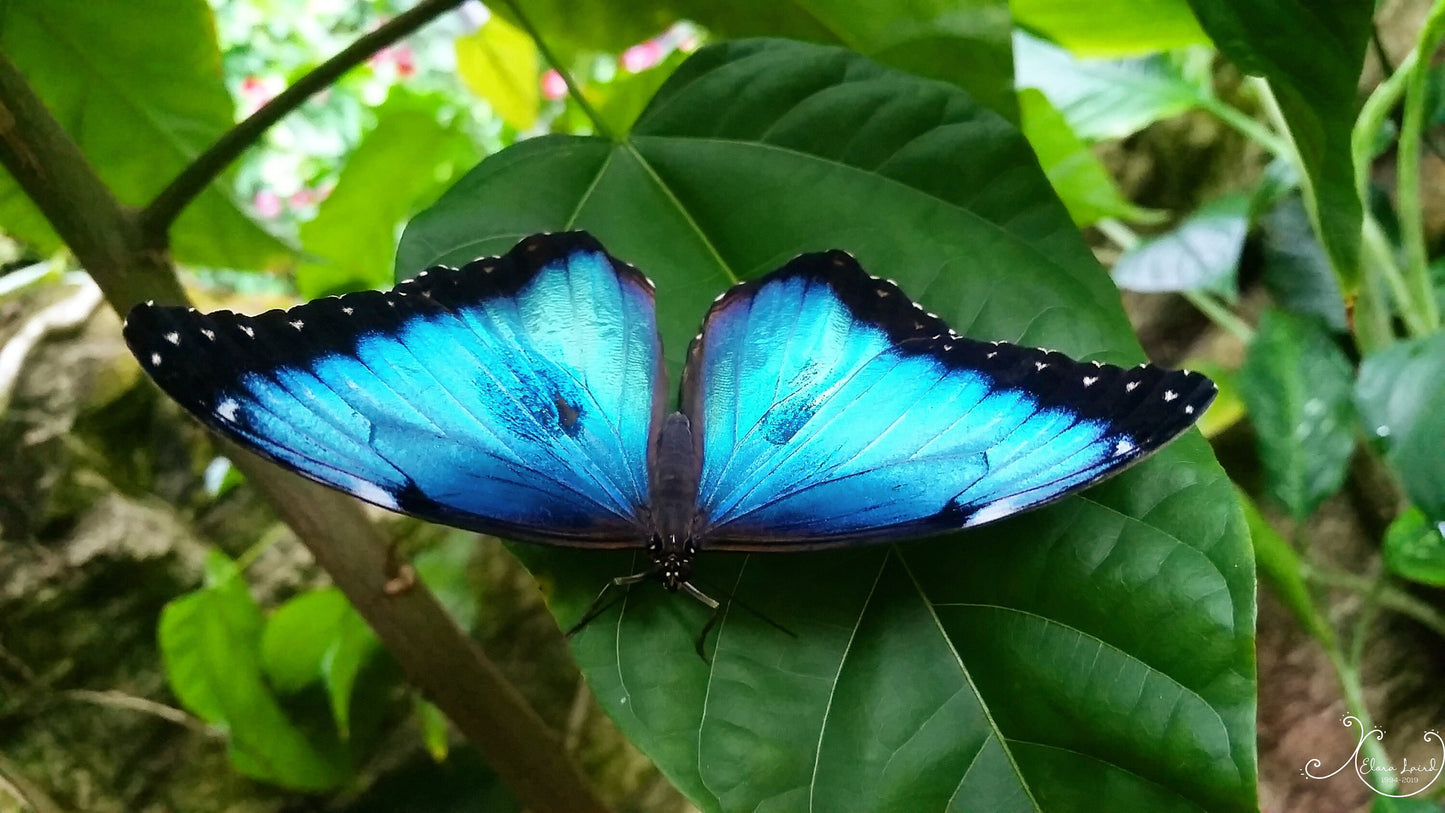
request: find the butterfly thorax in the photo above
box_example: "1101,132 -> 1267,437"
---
647,412 -> 703,590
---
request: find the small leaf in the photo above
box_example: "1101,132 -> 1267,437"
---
1234,486 -> 1331,643
1237,309 -> 1356,519
159,551 -> 350,790
455,17 -> 540,131
1259,195 -> 1347,331
1014,31 -> 1210,140
1018,89 -> 1163,226
1012,0 -> 1210,56
296,91 -> 480,299
1357,333 -> 1445,523
1382,507 -> 1445,588
260,587 -> 380,739
323,604 -> 380,739
1112,194 -> 1250,298
416,697 -> 451,762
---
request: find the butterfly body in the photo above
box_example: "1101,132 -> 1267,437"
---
124,231 -> 1214,611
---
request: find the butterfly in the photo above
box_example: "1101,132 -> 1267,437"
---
124,231 -> 1214,644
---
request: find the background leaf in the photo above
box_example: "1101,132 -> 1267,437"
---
1356,333 -> 1445,524
1111,194 -> 1249,298
260,587 -> 381,738
1014,31 -> 1210,140
159,551 -> 350,790
455,16 -> 540,131
1382,507 -> 1445,588
0,0 -> 292,269
1237,309 -> 1356,519
1182,0 -> 1372,283
399,38 -> 1255,812
1018,88 -> 1163,226
1259,195 -> 1348,331
1012,0 -> 1210,56
296,91 -> 480,299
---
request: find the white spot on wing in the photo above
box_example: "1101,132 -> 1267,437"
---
1185,405 -> 1195,414
240,325 -> 255,337
217,398 -> 239,422
352,481 -> 399,510
290,319 -> 304,330
1083,376 -> 1097,387
1114,439 -> 1136,456
343,307 -> 354,315
965,496 -> 1028,527
201,329 -> 215,340
149,352 -> 161,366
1125,381 -> 1139,392
164,332 -> 180,345
1164,390 -> 1178,402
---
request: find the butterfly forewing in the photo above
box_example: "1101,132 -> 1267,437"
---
124,232 -> 664,546
683,250 -> 1215,549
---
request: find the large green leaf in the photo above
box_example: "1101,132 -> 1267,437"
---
1356,333 -> 1445,524
1012,0 -> 1210,57
0,0 -> 292,270
1237,309 -> 1356,520
1183,0 -> 1371,284
398,39 -> 1255,812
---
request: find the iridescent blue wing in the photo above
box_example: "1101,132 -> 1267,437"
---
124,232 -> 664,547
683,250 -> 1215,549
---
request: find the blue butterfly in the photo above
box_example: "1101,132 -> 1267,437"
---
124,231 -> 1214,633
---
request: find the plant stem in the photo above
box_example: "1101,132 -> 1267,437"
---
1394,0 -> 1445,335
1198,96 -> 1290,158
497,0 -> 614,140
139,0 -> 468,238
1096,218 -> 1254,341
1302,564 -> 1445,639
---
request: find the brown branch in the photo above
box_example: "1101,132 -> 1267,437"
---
138,0 -> 467,238
0,50 -> 609,813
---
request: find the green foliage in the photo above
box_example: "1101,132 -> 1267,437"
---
159,550 -> 352,790
1111,194 -> 1249,298
1356,333 -> 1445,524
399,38 -> 1257,812
1014,31 -> 1209,140
1237,310 -> 1356,520
260,587 -> 381,738
1183,0 -> 1373,285
1258,195 -> 1348,332
295,91 -> 480,298
1012,0 -> 1209,56
0,0 -> 292,269
1235,486 -> 1331,643
456,16 -> 541,131
1382,507 -> 1445,588
1016,89 -> 1163,226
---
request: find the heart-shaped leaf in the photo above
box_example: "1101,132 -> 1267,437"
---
398,38 -> 1256,812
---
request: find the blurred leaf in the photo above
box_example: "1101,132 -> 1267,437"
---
1183,0 -> 1371,285
399,38 -> 1256,811
456,17 -> 540,131
1235,485 -> 1330,643
591,50 -> 690,135
1012,0 -> 1210,56
416,697 -> 451,761
296,91 -> 480,299
260,588 -> 380,739
1259,195 -> 1348,331
1382,507 -> 1445,588
160,551 -> 349,790
1018,89 -> 1163,226
1014,31 -> 1210,140
501,0 -> 673,61
1373,794 -> 1445,813
1357,333 -> 1445,523
1187,361 -> 1245,438
685,0 -> 1017,120
1112,195 -> 1249,298
0,0 -> 292,270
1238,309 -> 1355,519
413,531 -> 481,631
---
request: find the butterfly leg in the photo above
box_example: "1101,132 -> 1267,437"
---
565,570 -> 652,638
679,581 -> 722,662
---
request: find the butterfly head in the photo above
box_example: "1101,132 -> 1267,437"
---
648,533 -> 697,591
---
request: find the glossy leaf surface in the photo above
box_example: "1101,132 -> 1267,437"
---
398,38 -> 1256,812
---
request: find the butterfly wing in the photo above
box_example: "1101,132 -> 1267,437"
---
683,250 -> 1215,549
124,232 -> 665,547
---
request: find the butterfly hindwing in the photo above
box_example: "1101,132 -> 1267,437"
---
124,232 -> 664,546
683,250 -> 1215,549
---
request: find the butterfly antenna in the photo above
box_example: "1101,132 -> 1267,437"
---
565,571 -> 649,638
